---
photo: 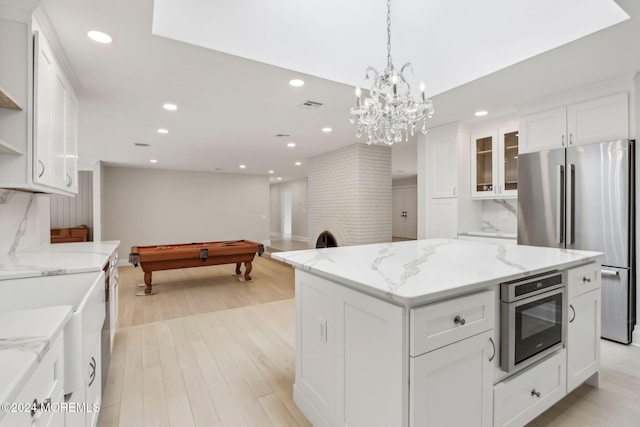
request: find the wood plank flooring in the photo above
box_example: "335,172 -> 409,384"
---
100,257 -> 640,426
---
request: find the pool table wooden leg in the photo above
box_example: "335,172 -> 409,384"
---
244,261 -> 252,281
144,271 -> 153,294
235,263 -> 242,275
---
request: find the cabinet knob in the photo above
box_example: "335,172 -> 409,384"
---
582,277 -> 591,283
531,389 -> 541,398
453,315 -> 466,326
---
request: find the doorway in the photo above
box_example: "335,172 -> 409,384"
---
282,189 -> 292,239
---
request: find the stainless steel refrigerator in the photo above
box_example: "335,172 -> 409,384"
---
517,140 -> 635,343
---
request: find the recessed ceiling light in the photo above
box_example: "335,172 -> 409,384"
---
287,142 -> 296,148
289,79 -> 304,87
268,170 -> 275,174
295,162 -> 302,166
475,110 -> 488,117
277,177 -> 283,181
322,127 -> 332,133
150,159 -> 158,163
157,128 -> 168,134
163,103 -> 178,111
87,30 -> 112,44
239,164 -> 246,169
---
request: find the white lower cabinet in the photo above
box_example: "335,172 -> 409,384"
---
566,262 -> 601,393
295,271 -> 404,427
410,330 -> 494,427
0,332 -> 65,427
493,349 -> 566,427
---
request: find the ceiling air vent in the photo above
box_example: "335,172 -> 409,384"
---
134,143 -> 150,147
300,100 -> 323,110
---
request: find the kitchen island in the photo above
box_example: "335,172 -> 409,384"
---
273,239 -> 603,427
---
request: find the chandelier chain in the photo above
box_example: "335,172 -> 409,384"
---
386,0 -> 392,71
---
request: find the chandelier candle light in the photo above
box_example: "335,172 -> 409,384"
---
349,0 -> 434,145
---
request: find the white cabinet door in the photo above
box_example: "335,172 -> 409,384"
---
519,107 -> 566,154
427,198 -> 457,238
429,132 -> 457,198
33,31 -> 55,186
567,288 -> 601,393
335,285 -> 404,427
567,92 -> 629,147
497,128 -> 519,198
52,70 -> 67,189
470,131 -> 498,199
65,89 -> 78,192
410,330 -> 494,427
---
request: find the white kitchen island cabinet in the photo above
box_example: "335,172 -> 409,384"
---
273,239 -> 603,427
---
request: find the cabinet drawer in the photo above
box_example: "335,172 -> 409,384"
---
567,262 -> 600,299
410,290 -> 494,356
493,349 -> 566,427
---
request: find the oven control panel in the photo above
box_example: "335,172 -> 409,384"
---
501,272 -> 564,302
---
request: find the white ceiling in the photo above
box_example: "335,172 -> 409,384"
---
38,0 -> 638,182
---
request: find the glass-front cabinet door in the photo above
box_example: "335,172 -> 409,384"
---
498,129 -> 518,198
471,131 -> 497,198
471,128 -> 518,199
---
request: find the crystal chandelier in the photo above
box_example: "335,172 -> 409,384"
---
349,0 -> 434,145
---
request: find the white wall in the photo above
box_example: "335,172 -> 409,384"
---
103,166 -> 270,261
270,178 -> 308,241
308,143 -> 391,247
0,190 -> 50,254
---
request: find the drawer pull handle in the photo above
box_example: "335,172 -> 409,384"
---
531,389 -> 541,398
569,304 -> 576,323
453,315 -> 466,326
582,277 -> 591,283
488,337 -> 496,362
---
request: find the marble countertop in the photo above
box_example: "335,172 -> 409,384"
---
0,241 -> 120,280
458,231 -> 517,239
272,239 -> 602,306
0,305 -> 72,421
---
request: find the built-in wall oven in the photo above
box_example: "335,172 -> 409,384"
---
500,271 -> 565,372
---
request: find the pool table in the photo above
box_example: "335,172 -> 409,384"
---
129,240 -> 264,295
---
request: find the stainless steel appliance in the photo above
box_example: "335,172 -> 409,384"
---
518,140 -> 635,343
501,271 -> 565,372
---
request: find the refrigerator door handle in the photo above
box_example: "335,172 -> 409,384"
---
557,164 -> 565,244
601,269 -> 620,277
567,164 -> 575,244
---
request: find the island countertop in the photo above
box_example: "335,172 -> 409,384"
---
272,239 -> 602,306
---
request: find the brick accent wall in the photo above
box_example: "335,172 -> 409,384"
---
308,143 -> 392,247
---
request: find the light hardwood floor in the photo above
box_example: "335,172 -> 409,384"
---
100,257 -> 640,426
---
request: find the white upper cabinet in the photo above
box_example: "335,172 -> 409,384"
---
33,29 -> 77,194
520,92 -> 629,154
0,8 -> 78,195
470,127 -> 518,199
429,131 -> 458,198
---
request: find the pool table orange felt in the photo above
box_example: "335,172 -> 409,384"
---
129,240 -> 264,295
